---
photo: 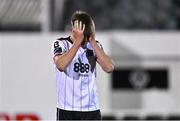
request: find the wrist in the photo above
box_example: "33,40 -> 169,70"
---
70,35 -> 83,47
73,41 -> 81,48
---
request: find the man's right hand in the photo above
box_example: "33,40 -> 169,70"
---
54,20 -> 85,72
72,20 -> 85,46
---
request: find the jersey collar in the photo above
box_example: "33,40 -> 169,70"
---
68,36 -> 73,44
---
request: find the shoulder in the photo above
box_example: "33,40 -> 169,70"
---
55,36 -> 73,44
52,36 -> 70,55
96,40 -> 103,49
52,36 -> 71,46
96,40 -> 100,43
52,36 -> 69,43
96,40 -> 102,46
57,36 -> 70,41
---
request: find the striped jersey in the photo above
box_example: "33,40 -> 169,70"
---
52,36 -> 103,111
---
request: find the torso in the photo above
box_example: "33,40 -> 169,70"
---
52,36 -> 100,111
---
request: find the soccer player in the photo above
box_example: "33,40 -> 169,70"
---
52,11 -> 114,120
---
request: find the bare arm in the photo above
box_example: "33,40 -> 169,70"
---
54,43 -> 80,71
54,20 -> 85,71
90,37 -> 114,73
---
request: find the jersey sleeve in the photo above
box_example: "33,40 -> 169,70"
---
94,41 -> 104,60
52,40 -> 67,57
96,40 -> 103,50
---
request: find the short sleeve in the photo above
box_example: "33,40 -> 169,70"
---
93,41 -> 104,60
52,40 -> 67,57
96,40 -> 103,50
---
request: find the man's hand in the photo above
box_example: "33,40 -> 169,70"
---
54,20 -> 85,72
89,23 -> 114,73
72,20 -> 85,46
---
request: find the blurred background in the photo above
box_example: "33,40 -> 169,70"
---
0,0 -> 180,120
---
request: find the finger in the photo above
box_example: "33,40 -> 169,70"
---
73,21 -> 76,30
77,20 -> 80,30
72,21 -> 75,29
74,20 -> 78,30
82,24 -> 85,32
77,20 -> 79,30
79,21 -> 82,31
72,22 -> 76,31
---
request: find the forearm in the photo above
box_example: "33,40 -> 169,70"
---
54,20 -> 85,71
91,41 -> 114,73
54,43 -> 80,71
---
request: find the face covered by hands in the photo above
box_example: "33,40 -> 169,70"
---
72,20 -> 85,46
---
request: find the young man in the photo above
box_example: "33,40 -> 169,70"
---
52,11 -> 114,120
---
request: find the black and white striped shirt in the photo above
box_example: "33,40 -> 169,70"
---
52,36 -> 102,111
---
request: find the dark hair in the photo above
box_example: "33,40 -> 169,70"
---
71,11 -> 93,39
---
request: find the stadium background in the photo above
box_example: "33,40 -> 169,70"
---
0,0 -> 180,120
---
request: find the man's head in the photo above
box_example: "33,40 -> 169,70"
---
71,11 -> 94,41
